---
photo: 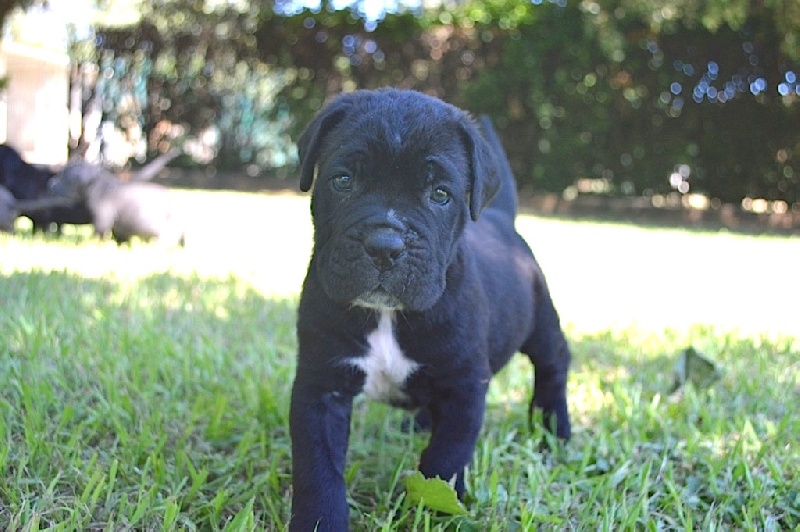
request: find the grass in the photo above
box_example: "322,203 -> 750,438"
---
1,189 -> 798,530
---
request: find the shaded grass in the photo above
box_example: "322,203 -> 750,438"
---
1,271 -> 296,529
1,190 -> 798,530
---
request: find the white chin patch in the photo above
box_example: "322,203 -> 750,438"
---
347,311 -> 418,404
353,291 -> 404,311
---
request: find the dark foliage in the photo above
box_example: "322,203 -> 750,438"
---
85,0 -> 798,204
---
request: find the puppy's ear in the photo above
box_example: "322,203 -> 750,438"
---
297,98 -> 352,192
460,117 -> 501,221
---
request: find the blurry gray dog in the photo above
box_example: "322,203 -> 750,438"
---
48,161 -> 185,246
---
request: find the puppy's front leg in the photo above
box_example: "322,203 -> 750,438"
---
418,379 -> 489,497
289,379 -> 353,532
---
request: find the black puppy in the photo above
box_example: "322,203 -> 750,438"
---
48,161 -> 185,246
290,89 -> 572,530
0,144 -> 91,232
0,144 -> 51,199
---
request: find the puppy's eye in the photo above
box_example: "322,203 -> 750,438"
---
331,174 -> 353,192
430,187 -> 450,205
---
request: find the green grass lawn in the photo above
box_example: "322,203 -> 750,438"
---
1,190 -> 797,530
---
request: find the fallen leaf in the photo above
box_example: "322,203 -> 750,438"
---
672,346 -> 722,392
403,472 -> 468,516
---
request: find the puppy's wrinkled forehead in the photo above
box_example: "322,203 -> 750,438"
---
321,96 -> 468,169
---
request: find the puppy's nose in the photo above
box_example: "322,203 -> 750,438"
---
364,228 -> 405,269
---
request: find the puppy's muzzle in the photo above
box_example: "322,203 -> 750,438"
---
364,226 -> 406,271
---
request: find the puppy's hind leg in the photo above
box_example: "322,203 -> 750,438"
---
521,278 -> 572,440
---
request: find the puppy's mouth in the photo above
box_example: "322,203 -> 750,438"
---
353,288 -> 405,311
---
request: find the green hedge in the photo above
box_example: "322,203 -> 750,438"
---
93,0 -> 799,204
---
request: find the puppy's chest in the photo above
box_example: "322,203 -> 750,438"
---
347,311 -> 418,404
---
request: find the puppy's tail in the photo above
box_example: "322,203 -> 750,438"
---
478,115 -> 517,219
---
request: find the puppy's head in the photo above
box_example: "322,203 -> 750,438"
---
297,89 -> 500,311
48,162 -> 107,200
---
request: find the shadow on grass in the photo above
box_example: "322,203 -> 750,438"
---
0,270 -> 298,529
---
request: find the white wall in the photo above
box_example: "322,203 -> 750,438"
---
0,41 -> 69,165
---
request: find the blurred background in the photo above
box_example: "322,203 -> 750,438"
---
1,0 -> 797,228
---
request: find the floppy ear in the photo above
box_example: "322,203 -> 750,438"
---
297,98 -> 352,192
460,117 -> 500,221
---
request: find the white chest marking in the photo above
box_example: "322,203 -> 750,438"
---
349,311 -> 418,404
